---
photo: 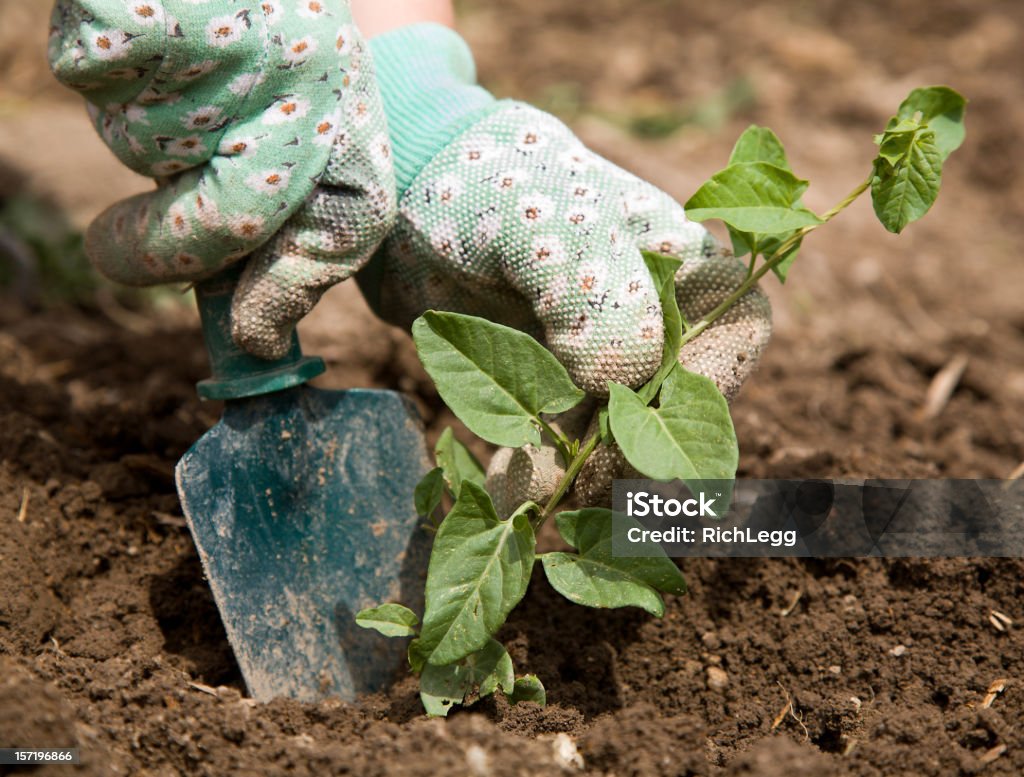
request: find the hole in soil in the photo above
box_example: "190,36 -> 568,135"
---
886,559 -> 931,589
149,554 -> 242,687
931,688 -> 951,709
976,567 -> 992,590
813,730 -> 846,755
558,659 -> 586,685
800,558 -> 857,581
959,725 -> 999,751
812,717 -> 847,754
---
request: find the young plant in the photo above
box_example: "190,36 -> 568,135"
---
356,86 -> 966,716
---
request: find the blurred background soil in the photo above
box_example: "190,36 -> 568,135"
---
1,0 -> 1023,775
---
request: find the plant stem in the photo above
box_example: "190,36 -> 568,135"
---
537,432 -> 601,527
679,176 -> 871,349
538,417 -> 573,467
680,311 -> 692,334
820,176 -> 872,221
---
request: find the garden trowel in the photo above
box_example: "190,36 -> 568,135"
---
175,266 -> 431,702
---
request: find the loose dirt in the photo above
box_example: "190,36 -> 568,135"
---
2,0 -> 1023,774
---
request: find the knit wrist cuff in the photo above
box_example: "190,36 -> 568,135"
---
369,23 -> 497,194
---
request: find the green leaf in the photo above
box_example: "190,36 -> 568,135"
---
895,86 -> 966,161
759,234 -> 803,282
684,162 -> 823,234
408,638 -> 430,674
727,228 -> 756,260
541,509 -> 686,616
414,468 -> 445,517
418,483 -> 536,666
724,127 -> 794,257
877,117 -> 920,136
723,128 -> 805,281
558,507 -> 685,588
543,552 -> 664,615
870,127 -> 943,234
476,643 -> 515,698
637,252 -> 684,404
420,639 -> 515,717
355,604 -> 420,638
508,675 -> 546,706
874,120 -> 924,164
869,86 -> 965,234
413,312 -> 586,448
607,368 -> 738,486
729,228 -> 804,281
729,125 -> 791,169
434,427 -> 486,497
597,407 -> 613,445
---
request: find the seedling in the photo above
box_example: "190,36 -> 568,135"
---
357,86 -> 967,716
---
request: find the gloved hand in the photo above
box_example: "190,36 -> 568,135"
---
483,234 -> 773,514
359,24 -> 772,510
49,0 -> 395,360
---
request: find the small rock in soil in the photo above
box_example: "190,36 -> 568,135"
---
706,666 -> 730,692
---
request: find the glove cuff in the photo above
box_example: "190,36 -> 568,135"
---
369,23 -> 497,194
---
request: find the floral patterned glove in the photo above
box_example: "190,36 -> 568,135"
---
361,24 -> 770,395
361,24 -> 772,512
49,0 -> 395,359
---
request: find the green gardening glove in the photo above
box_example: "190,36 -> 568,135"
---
49,0 -> 395,360
362,23 -> 770,397
361,24 -> 772,512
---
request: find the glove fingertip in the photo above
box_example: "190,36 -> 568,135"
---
231,320 -> 294,362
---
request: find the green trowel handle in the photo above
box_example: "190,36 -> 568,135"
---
193,262 -> 325,401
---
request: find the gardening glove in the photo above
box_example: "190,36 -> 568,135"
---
359,24 -> 772,513
49,0 -> 396,360
486,240 -> 772,513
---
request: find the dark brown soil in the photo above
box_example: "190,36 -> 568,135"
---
2,0 -> 1023,775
